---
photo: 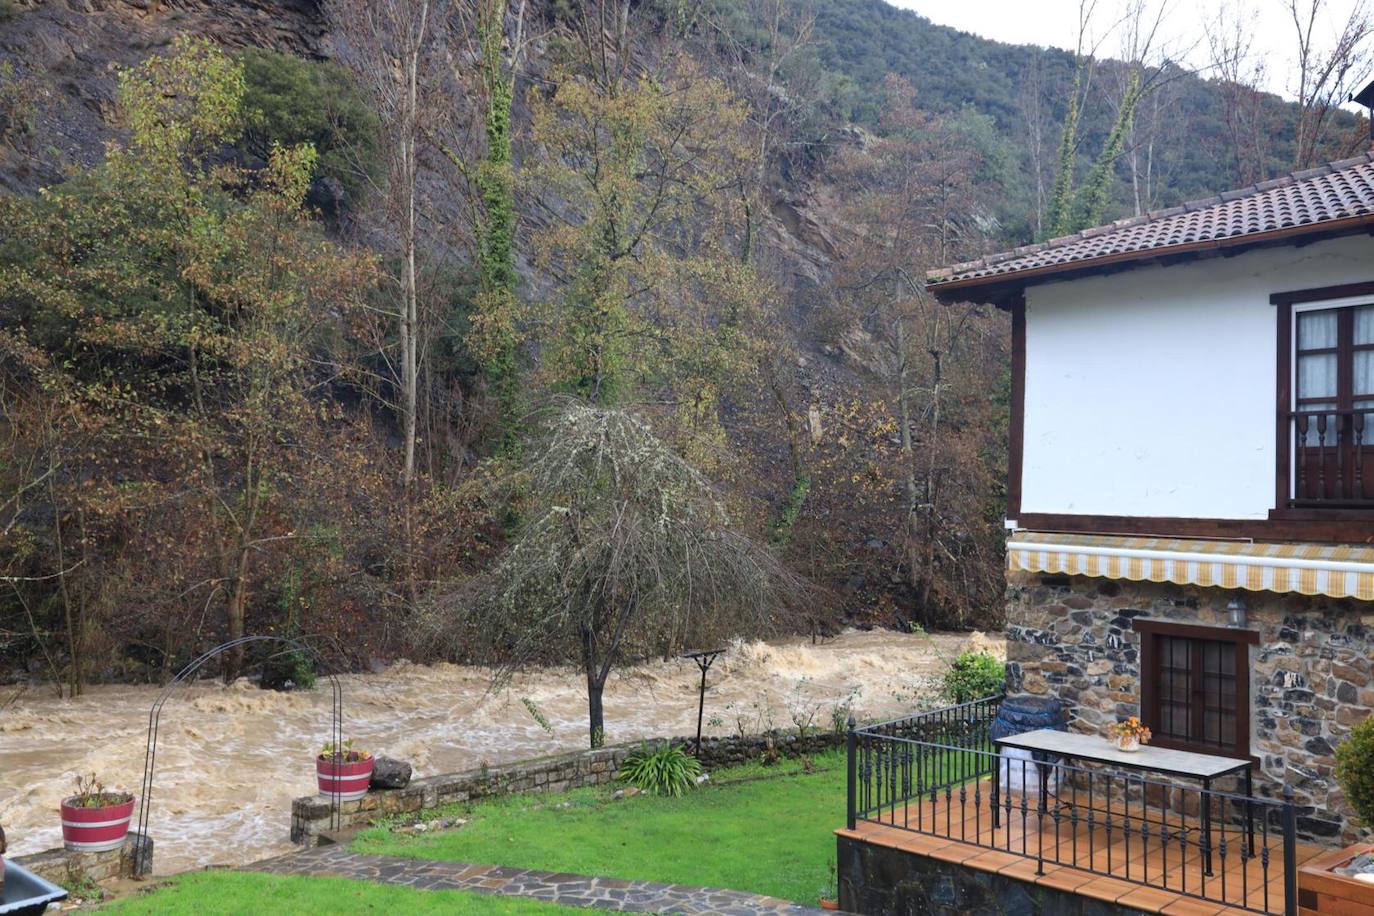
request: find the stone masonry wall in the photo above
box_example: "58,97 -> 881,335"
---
293,730 -> 847,843
13,832 -> 152,888
1005,570 -> 1374,844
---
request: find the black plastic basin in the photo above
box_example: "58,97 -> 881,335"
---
0,861 -> 69,916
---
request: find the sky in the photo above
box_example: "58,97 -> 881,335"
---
889,0 -> 1371,105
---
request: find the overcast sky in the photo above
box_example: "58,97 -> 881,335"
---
888,0 -> 1371,105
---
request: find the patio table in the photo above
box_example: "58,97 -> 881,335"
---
992,728 -> 1254,875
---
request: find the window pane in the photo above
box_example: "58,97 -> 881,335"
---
1356,305 -> 1374,345
1299,309 -> 1339,349
1298,402 -> 1339,446
1157,636 -> 1193,741
1219,712 -> 1236,747
1356,350 -> 1373,397
1299,353 -> 1337,399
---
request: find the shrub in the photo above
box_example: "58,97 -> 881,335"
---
1336,715 -> 1374,832
260,643 -> 317,691
618,742 -> 702,797
941,652 -> 1005,703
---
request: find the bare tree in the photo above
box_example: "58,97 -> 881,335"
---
1286,0 -> 1373,168
327,0 -> 453,605
1205,1 -> 1273,184
430,403 -> 803,748
1019,52 -> 1052,236
705,0 -> 816,261
326,0 -> 449,489
1108,0 -> 1190,216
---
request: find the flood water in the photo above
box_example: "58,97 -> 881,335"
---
0,628 -> 1001,874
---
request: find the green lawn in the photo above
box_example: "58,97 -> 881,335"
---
97,871 -> 570,914
353,751 -> 848,905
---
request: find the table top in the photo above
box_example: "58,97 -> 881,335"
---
995,729 -> 1251,779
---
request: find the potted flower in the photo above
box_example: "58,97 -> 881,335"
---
60,774 -> 135,852
317,739 -> 373,801
1109,717 -> 1151,752
818,860 -> 840,910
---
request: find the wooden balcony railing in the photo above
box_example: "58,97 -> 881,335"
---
1290,409 -> 1374,507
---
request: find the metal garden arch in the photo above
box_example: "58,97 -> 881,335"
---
134,635 -> 343,873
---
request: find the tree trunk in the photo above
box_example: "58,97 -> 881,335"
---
224,543 -> 251,682
586,674 -> 606,749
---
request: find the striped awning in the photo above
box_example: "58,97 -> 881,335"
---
1007,531 -> 1374,601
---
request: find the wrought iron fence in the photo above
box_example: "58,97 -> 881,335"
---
845,698 -> 1298,916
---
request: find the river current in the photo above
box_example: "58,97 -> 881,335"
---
0,628 -> 1001,874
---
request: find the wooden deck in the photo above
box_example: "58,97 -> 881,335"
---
837,781 -> 1324,916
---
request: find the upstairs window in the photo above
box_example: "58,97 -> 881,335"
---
1291,302 -> 1374,506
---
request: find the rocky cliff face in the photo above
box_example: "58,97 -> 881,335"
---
0,0 -> 953,623
0,0 -> 325,193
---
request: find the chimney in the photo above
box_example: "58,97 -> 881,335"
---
1355,76 -> 1374,146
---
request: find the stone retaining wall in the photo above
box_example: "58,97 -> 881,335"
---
292,730 -> 848,844
837,833 -> 1134,915
13,832 -> 152,888
1005,570 -> 1374,844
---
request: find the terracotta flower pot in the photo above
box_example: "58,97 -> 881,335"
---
819,899 -> 841,910
60,795 -> 135,852
316,754 -> 373,801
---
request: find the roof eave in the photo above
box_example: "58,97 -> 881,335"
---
928,213 -> 1374,306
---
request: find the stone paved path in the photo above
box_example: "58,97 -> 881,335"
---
246,845 -> 833,915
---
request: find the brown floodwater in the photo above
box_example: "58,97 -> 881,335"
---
0,628 -> 1001,874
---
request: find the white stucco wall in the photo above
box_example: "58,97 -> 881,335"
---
1020,234 -> 1374,520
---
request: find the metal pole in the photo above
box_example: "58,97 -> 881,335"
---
846,715 -> 858,830
1282,784 -> 1298,916
695,659 -> 709,756
681,649 -> 721,757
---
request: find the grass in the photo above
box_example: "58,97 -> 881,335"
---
353,749 -> 848,905
96,871 -> 572,914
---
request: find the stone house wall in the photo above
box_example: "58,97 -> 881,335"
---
1005,569 -> 1374,844
292,729 -> 848,843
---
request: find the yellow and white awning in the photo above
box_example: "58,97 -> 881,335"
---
1007,531 -> 1374,601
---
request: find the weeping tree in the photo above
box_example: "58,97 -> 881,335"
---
440,403 -> 802,748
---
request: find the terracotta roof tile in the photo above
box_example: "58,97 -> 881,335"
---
927,152 -> 1374,289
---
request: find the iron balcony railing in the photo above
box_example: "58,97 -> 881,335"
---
845,697 -> 1299,916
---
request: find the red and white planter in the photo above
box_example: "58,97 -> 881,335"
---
60,795 -> 135,852
316,754 -> 373,801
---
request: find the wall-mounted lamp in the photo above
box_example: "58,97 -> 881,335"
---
1227,596 -> 1248,628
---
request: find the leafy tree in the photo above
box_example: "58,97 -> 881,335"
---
0,37 -> 376,683
527,6 -> 761,433
466,0 -> 528,456
438,403 -> 801,748
237,47 -> 381,200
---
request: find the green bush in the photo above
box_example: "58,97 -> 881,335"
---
1336,715 -> 1374,832
941,652 -> 1005,703
618,742 -> 702,797
237,48 -> 379,199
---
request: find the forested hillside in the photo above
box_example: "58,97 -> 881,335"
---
0,0 -> 1368,694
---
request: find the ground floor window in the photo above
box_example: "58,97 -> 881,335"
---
1134,619 -> 1257,759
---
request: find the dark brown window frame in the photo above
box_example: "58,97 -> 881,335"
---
1134,619 -> 1257,761
1271,280 -> 1374,515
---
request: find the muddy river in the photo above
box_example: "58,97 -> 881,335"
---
0,628 -> 1001,874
